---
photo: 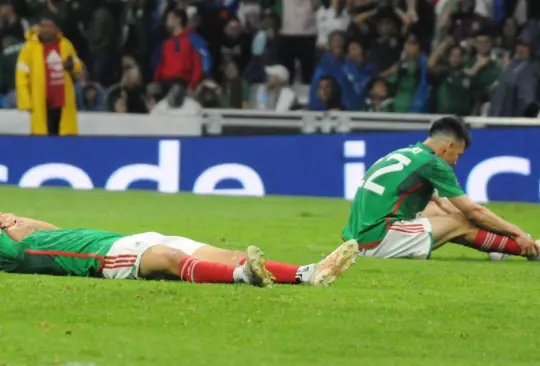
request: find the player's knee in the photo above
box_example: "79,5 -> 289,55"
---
139,245 -> 187,278
448,213 -> 476,235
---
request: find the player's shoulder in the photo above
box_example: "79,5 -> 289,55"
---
391,143 -> 434,162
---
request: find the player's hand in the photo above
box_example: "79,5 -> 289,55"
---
515,235 -> 538,257
0,213 -> 18,230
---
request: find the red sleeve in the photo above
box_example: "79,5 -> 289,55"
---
188,46 -> 203,90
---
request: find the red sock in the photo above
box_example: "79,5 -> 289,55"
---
239,257 -> 299,284
178,256 -> 235,283
471,230 -> 522,255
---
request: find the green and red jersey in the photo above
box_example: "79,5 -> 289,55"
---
0,229 -> 124,276
342,142 -> 465,247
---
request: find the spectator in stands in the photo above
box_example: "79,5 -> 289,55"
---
467,29 -> 502,113
429,38 -> 473,115
195,79 -> 221,108
346,0 -> 378,50
244,9 -> 280,84
315,0 -> 350,59
361,76 -> 393,112
386,33 -> 429,113
16,12 -> 81,136
0,35 -> 23,106
79,0 -> 117,87
313,75 -> 343,111
279,0 -> 317,83
341,40 -> 375,110
237,0 -> 263,34
309,31 -> 347,110
77,82 -> 105,112
500,16 -> 520,53
144,82 -> 164,112
369,9 -> 404,75
154,8 -> 203,92
220,60 -> 249,109
119,0 -> 156,82
396,0 -> 435,53
249,64 -> 296,111
150,79 -> 202,116
113,90 -> 127,113
489,37 -> 539,117
439,0 -> 491,49
0,0 -> 29,42
213,16 -> 252,81
120,66 -> 147,114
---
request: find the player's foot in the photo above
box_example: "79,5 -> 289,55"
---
310,240 -> 359,286
239,246 -> 275,287
526,240 -> 540,261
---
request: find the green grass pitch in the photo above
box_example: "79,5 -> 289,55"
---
1,186 -> 539,366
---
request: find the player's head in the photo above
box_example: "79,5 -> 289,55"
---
426,116 -> 471,167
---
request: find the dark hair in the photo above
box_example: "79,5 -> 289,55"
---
429,116 -> 471,148
167,8 -> 188,28
39,11 -> 60,26
318,75 -> 342,110
367,76 -> 388,93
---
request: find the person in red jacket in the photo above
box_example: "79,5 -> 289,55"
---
154,8 -> 203,91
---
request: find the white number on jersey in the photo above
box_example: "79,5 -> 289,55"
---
358,151 -> 417,195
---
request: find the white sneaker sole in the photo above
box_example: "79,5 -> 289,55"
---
246,246 -> 275,287
312,240 -> 359,286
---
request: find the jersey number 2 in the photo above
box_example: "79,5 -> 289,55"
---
359,153 -> 412,195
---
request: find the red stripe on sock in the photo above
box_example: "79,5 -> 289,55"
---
473,230 -> 522,255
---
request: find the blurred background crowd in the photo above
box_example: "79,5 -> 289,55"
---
3,0 -> 540,122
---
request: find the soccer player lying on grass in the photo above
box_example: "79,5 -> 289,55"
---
342,115 -> 540,259
0,213 -> 358,286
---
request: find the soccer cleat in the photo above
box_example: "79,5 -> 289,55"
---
311,240 -> 359,286
526,240 -> 540,261
243,245 -> 275,287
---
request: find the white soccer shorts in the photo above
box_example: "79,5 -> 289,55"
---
360,218 -> 434,259
101,232 -> 209,280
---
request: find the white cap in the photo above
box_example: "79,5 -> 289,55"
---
264,65 -> 289,83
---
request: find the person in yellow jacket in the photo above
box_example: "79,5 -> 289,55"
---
16,12 -> 82,136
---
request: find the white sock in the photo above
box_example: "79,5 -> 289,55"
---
233,266 -> 248,283
295,264 -> 316,283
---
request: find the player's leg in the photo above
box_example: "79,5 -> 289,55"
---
421,200 -> 474,246
422,202 -> 529,257
427,215 -> 529,257
360,214 -> 478,259
160,235 -> 246,265
101,233 -> 273,287
138,244 -> 274,287
162,235 -> 358,286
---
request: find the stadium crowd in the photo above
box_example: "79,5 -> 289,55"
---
2,0 -> 540,120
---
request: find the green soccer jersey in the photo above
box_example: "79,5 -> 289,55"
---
0,229 -> 125,277
342,142 -> 465,246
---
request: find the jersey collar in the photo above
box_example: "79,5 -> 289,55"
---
415,141 -> 435,154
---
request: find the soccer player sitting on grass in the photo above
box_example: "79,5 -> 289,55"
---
0,213 -> 358,287
342,116 -> 540,259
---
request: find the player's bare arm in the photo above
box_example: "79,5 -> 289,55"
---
0,213 -> 59,242
448,195 -> 536,255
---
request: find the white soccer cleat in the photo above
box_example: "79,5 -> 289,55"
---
311,240 -> 359,286
243,245 -> 275,287
488,252 -> 508,261
526,240 -> 540,261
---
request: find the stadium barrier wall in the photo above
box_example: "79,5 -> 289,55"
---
1,109 -> 540,136
2,128 -> 540,203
